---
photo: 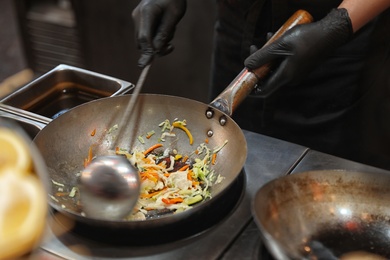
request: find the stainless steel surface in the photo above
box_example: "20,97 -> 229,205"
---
0,104 -> 48,138
39,130 -> 308,259
292,150 -> 390,174
79,156 -> 141,220
0,64 -> 134,118
0,103 -> 52,127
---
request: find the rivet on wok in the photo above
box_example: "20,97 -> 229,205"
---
219,116 -> 227,126
207,130 -> 214,137
206,109 -> 214,119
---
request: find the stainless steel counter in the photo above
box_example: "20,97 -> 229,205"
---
222,132 -> 390,260
36,130 -> 389,259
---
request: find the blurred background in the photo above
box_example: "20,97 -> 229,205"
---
0,0 -> 216,102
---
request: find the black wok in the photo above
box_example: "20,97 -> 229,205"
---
252,170 -> 390,260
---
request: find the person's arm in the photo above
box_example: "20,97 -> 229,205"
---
338,0 -> 390,32
244,3 -> 390,96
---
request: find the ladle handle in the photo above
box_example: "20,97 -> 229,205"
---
112,64 -> 151,150
210,10 -> 314,116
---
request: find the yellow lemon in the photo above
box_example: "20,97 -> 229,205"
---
0,169 -> 47,260
0,128 -> 32,173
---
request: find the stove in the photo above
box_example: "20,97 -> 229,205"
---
37,130 -> 309,260
5,115 -> 387,259
49,170 -> 245,247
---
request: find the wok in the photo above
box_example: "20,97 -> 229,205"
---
0,10 -> 313,241
33,93 -> 247,227
252,170 -> 390,260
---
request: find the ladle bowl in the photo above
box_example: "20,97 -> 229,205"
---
79,155 -> 140,220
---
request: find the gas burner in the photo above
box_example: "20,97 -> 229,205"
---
46,171 -> 245,252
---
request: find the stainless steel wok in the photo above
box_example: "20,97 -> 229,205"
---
252,170 -> 390,260
33,93 -> 247,227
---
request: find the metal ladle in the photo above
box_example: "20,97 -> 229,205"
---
79,65 -> 151,220
79,155 -> 141,220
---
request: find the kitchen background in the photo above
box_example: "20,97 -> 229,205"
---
0,0 -> 216,102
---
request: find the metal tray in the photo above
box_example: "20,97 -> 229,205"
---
0,64 -> 134,119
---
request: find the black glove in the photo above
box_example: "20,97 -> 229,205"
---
244,8 -> 353,96
132,0 -> 187,68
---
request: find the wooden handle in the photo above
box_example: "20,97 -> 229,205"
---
252,10 -> 314,79
210,10 -> 313,116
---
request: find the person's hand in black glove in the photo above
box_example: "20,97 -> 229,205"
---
132,0 -> 187,68
244,8 -> 353,96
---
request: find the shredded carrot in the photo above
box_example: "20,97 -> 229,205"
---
141,175 -> 156,183
142,168 -> 158,174
187,171 -> 193,181
90,128 -> 96,136
84,146 -> 93,168
212,153 -> 217,165
205,138 -> 209,144
181,155 -> 189,163
143,143 -> 163,155
141,171 -> 159,182
142,157 -> 152,164
55,192 -> 69,197
162,198 -> 184,204
192,181 -> 200,186
88,146 -> 93,161
140,188 -> 167,198
178,164 -> 190,171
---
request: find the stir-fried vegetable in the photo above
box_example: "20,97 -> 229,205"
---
158,119 -> 193,144
114,119 -> 227,221
75,119 -> 227,220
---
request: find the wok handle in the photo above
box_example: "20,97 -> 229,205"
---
210,10 -> 314,116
